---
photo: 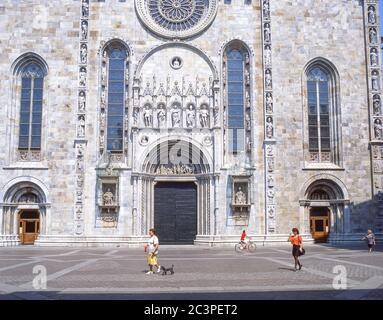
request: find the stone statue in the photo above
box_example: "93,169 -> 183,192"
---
245,113 -> 251,131
245,68 -> 250,86
266,145 -> 273,157
267,174 -> 274,187
375,119 -> 383,139
369,28 -> 377,44
263,0 -> 270,19
246,90 -> 251,109
143,108 -> 152,127
82,0 -> 89,17
103,188 -> 114,206
371,48 -> 378,67
79,91 -> 86,112
235,187 -> 247,205
99,134 -> 105,148
79,68 -> 86,87
157,108 -> 166,127
101,88 -> 106,105
265,45 -> 272,65
267,157 -> 274,172
78,116 -> 85,137
186,105 -> 196,128
264,23 -> 271,42
265,69 -> 272,89
101,63 -> 107,83
266,92 -> 273,113
199,108 -> 209,128
80,44 -> 87,64
368,5 -> 376,24
100,110 -> 106,128
81,20 -> 88,40
245,53 -> 250,65
268,206 -> 275,218
172,109 -> 181,127
266,116 -> 273,138
267,189 -> 275,201
373,95 -> 381,115
372,71 -> 380,91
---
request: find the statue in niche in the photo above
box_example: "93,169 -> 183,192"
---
372,71 -> 380,91
100,110 -> 106,128
186,105 -> 196,128
78,116 -> 85,137
371,48 -> 378,67
235,187 -> 247,205
266,145 -> 273,157
101,88 -> 106,105
103,187 -> 115,206
245,53 -> 250,65
99,134 -> 105,148
266,92 -> 273,113
80,44 -> 87,64
101,63 -> 107,83
265,69 -> 272,89
265,45 -> 272,65
82,0 -> 89,17
263,0 -> 270,19
143,108 -> 152,127
77,158 -> 84,172
81,20 -> 88,40
374,95 -> 381,115
79,91 -> 86,112
79,68 -> 86,87
245,113 -> 251,131
246,136 -> 252,152
267,174 -> 274,187
199,108 -> 209,128
370,28 -> 377,44
157,108 -> 166,127
375,118 -> 383,139
267,189 -> 275,201
171,57 -> 182,69
267,157 -> 274,172
172,109 -> 181,127
246,90 -> 251,109
264,23 -> 271,42
368,5 -> 377,24
268,206 -> 275,218
266,116 -> 274,138
245,68 -> 250,86
77,144 -> 84,156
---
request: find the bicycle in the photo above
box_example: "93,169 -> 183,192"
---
235,240 -> 256,253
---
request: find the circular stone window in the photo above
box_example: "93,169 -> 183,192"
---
135,0 -> 218,39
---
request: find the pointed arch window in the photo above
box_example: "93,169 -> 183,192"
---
18,63 -> 44,151
106,46 -> 126,152
226,48 -> 246,153
306,62 -> 341,165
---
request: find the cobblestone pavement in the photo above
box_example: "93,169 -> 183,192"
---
0,244 -> 382,300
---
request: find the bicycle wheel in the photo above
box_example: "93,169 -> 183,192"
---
235,243 -> 243,253
248,242 -> 256,252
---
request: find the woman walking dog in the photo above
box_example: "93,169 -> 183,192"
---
144,228 -> 161,274
288,228 -> 304,271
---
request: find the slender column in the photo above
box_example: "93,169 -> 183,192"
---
261,0 -> 277,234
364,1 -> 383,204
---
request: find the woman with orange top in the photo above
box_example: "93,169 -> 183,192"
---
288,228 -> 303,271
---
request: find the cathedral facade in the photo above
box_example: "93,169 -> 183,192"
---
0,0 -> 382,246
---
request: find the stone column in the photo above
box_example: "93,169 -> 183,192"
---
344,203 -> 351,234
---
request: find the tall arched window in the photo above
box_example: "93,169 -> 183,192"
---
224,44 -> 251,155
106,46 -> 126,152
306,60 -> 341,165
18,63 -> 45,152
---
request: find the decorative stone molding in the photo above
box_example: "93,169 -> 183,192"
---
364,0 -> 383,200
74,0 -> 90,236
261,0 -> 276,234
135,0 -> 218,40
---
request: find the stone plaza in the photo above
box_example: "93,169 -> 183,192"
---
0,244 -> 382,300
1,0 -> 383,248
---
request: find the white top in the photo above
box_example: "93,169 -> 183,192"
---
147,235 -> 159,253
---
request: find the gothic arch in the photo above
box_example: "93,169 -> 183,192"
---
134,42 -> 219,80
11,52 -> 48,77
2,177 -> 49,204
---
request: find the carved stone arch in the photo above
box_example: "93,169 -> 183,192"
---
134,41 -> 219,81
11,52 -> 48,77
303,57 -> 340,87
140,137 -> 213,175
300,174 -> 349,201
219,38 -> 254,59
99,38 -> 133,57
1,176 -> 50,204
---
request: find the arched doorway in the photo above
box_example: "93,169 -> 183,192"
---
301,178 -> 348,243
134,139 -> 212,243
1,181 -> 47,246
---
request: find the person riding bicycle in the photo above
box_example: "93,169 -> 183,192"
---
240,230 -> 249,248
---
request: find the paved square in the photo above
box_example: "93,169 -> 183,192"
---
0,244 -> 382,300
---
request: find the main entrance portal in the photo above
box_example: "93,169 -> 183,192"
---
154,182 -> 197,244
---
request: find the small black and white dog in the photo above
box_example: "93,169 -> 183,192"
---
160,264 -> 175,275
